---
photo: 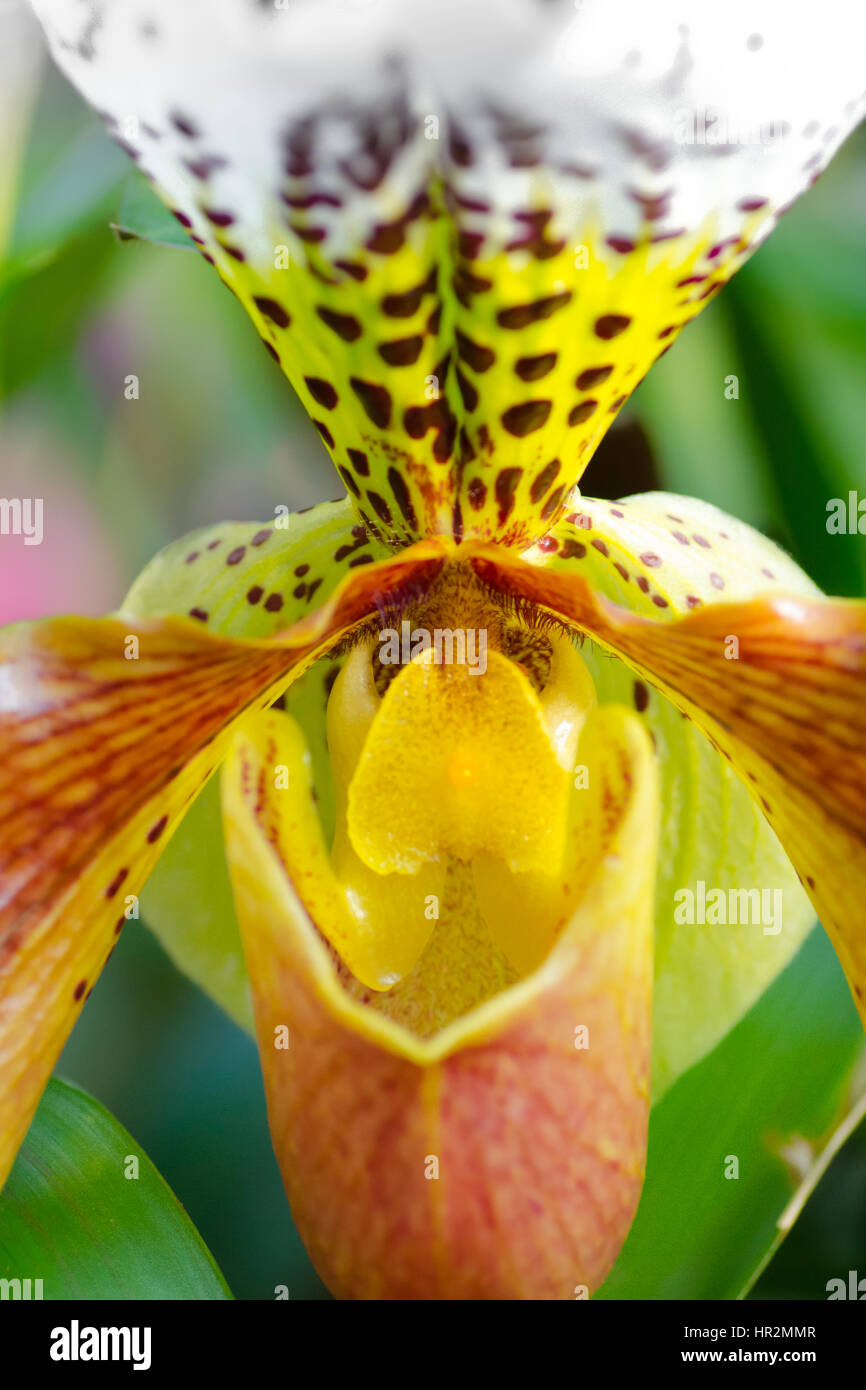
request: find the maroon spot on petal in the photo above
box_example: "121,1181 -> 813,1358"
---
367,491 -> 393,526
693,534 -> 712,548
381,269 -> 437,319
455,329 -> 496,373
170,110 -> 200,138
366,220 -> 407,256
247,585 -> 264,604
304,375 -> 339,405
189,607 -> 208,621
263,341 -> 280,363
709,572 -> 725,590
250,297 -> 290,331
636,576 -> 650,593
317,307 -> 363,341
515,352 -> 557,382
185,155 -> 227,180
591,538 -> 609,557
333,258 -> 367,282
105,867 -> 129,899
594,314 -> 632,340
607,235 -> 636,254
203,208 -> 235,227
686,595 -> 702,609
540,485 -> 566,521
294,563 -> 310,577
314,419 -> 335,448
74,979 -> 88,1002
497,291 -> 571,330
452,268 -> 493,305
672,531 -> 690,545
348,448 -> 369,477
467,476 -> 487,510
338,466 -> 360,498
761,566 -> 776,579
350,378 -> 392,429
559,537 -> 586,560
738,196 -> 768,212
147,815 -> 168,844
388,467 -> 418,531
501,401 -> 551,437
529,458 -> 561,504
536,535 -> 558,553
378,335 -> 424,367
495,468 -> 523,525
568,399 -> 597,425
456,369 -> 479,412
576,365 -> 614,390
633,680 -> 649,712
226,546 -> 246,565
185,551 -> 199,564
264,593 -> 284,613
614,562 -> 630,581
610,508 -> 624,518
652,594 -> 669,608
640,552 -> 662,567
251,528 -> 271,547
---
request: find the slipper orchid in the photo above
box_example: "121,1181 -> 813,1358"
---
4,0 -> 866,1299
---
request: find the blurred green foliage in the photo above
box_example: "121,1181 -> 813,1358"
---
1,58 -> 864,1300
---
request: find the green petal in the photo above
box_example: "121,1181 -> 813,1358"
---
32,0 -> 866,547
522,490 -> 821,1096
127,499 -> 388,1025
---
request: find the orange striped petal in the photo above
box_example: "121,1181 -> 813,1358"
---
221,701 -> 658,1299
470,545 -> 866,1025
0,541 -> 446,1189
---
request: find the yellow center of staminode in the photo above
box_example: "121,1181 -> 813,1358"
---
317,586 -> 597,990
344,644 -> 592,876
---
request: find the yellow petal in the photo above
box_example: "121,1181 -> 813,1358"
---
221,701 -> 658,1299
347,642 -> 592,874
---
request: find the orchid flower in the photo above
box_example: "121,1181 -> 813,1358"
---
3,0 -> 866,1301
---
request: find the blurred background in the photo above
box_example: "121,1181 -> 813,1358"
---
1,10 -> 864,1300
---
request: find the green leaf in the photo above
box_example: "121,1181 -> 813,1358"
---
111,172 -> 196,250
4,121 -> 127,288
598,924 -> 865,1299
723,269 -> 865,599
0,1078 -> 232,1300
